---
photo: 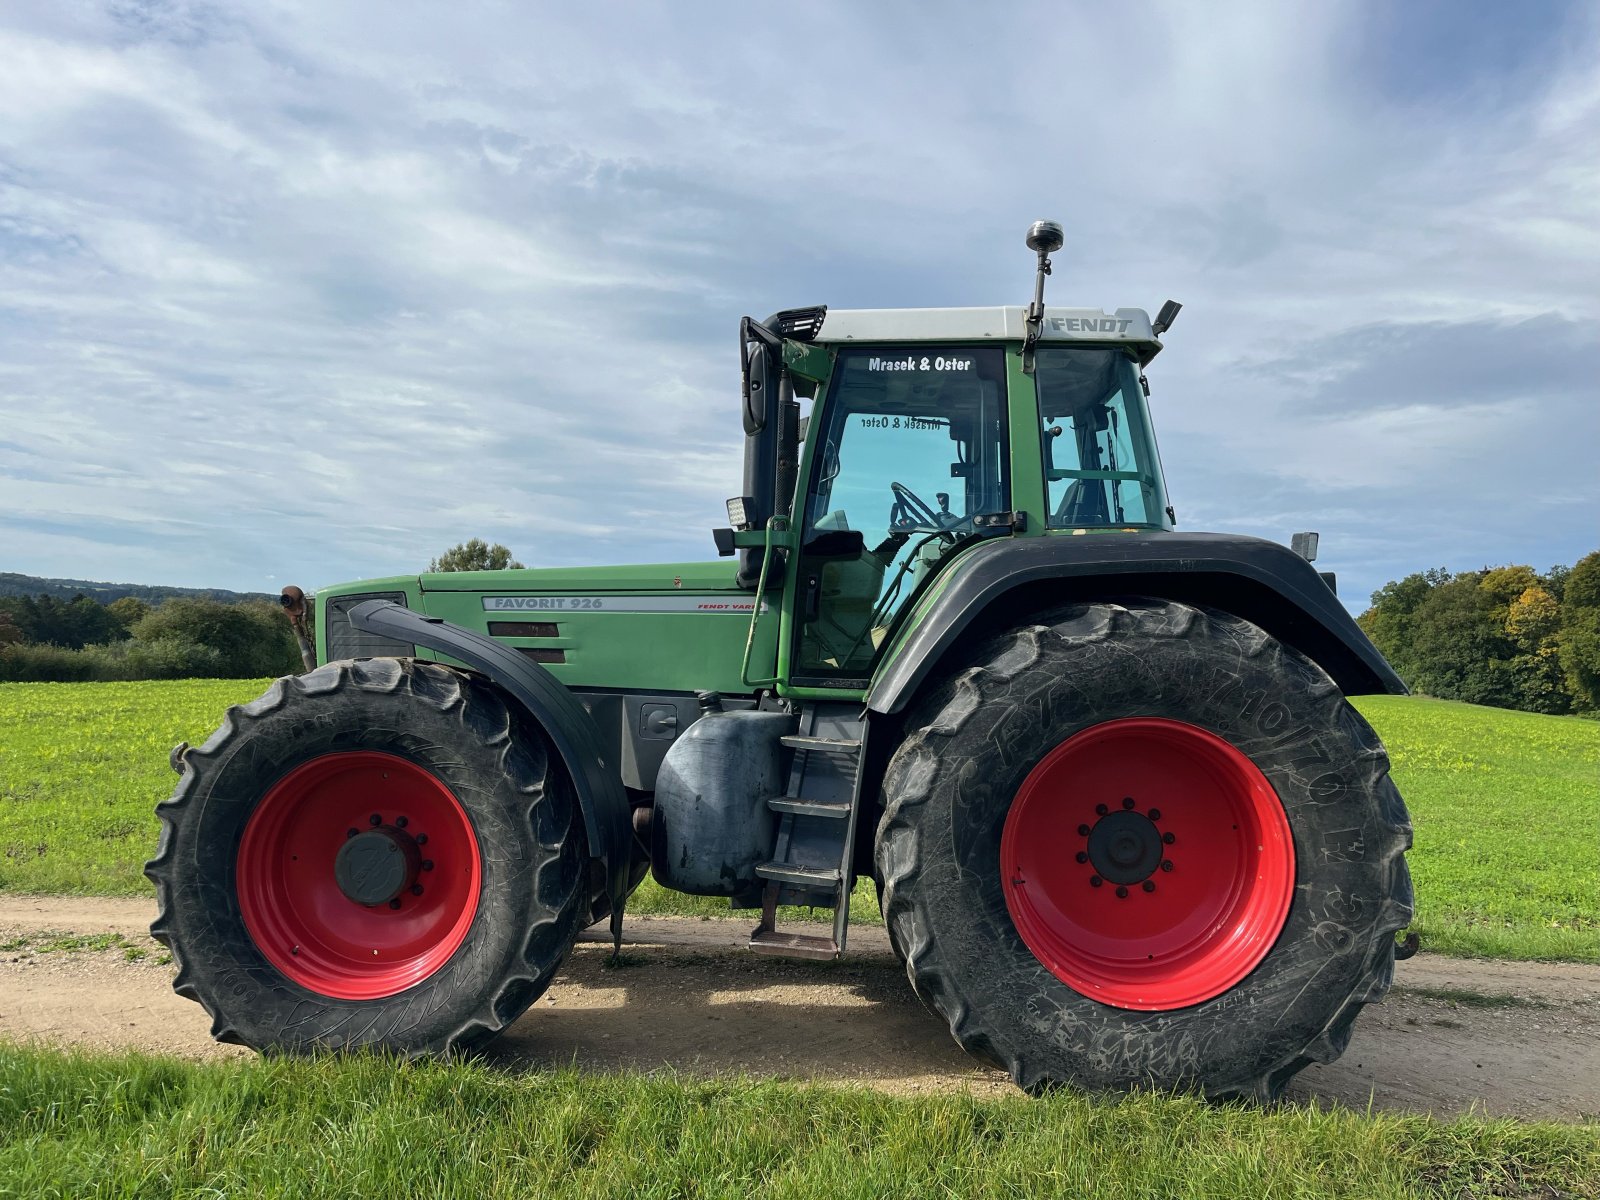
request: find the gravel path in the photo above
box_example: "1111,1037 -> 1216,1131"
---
2,897 -> 1596,1119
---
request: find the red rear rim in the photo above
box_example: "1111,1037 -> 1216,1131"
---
236,751 -> 482,1001
1000,718 -> 1294,1011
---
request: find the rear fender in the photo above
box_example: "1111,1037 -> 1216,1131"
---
350,600 -> 634,937
867,532 -> 1406,716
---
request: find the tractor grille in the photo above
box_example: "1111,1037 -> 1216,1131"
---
324,592 -> 415,660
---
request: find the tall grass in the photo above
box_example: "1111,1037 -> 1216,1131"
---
1353,695 -> 1599,961
1,1043 -> 1595,1199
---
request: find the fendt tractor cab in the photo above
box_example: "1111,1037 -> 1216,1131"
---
151,223 -> 1413,1101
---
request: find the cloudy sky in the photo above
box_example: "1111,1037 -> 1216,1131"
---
2,0 -> 1595,611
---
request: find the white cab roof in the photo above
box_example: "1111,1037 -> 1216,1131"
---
813,306 -> 1158,350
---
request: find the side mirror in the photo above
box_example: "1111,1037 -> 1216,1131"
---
740,316 -> 783,434
743,341 -> 767,434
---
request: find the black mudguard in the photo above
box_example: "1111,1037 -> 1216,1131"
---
350,600 -> 634,941
867,531 -> 1406,715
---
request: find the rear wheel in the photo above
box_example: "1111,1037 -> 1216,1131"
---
876,599 -> 1412,1100
147,657 -> 587,1055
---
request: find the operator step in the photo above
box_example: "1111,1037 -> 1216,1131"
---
767,796 -> 851,819
781,734 -> 861,753
754,861 -> 841,888
749,929 -> 840,960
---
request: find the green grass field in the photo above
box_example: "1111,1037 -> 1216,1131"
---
1,1042 -> 1596,1199
0,681 -> 1594,960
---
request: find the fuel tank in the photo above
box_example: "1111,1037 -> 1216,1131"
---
649,708 -> 794,896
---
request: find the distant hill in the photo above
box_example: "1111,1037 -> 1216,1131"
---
0,572 -> 275,606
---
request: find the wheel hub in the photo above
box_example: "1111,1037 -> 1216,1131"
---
334,827 -> 421,906
236,751 -> 480,1001
1086,808 -> 1163,885
999,717 -> 1296,1011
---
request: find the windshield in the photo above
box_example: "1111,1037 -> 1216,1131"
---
1037,347 -> 1170,527
795,346 -> 1008,679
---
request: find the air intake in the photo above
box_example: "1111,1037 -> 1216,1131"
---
325,592 -> 415,659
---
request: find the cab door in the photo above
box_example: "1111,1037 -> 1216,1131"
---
785,346 -> 1010,689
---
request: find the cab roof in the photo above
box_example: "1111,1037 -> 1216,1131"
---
810,305 -> 1162,361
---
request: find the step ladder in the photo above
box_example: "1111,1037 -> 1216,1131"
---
749,705 -> 866,961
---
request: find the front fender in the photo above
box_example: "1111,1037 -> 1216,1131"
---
349,600 -> 634,936
868,532 -> 1406,715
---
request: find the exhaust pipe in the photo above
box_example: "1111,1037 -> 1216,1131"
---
279,585 -> 316,672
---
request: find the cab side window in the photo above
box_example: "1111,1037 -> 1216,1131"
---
1038,348 -> 1166,527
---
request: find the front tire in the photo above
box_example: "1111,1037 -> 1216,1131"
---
146,657 -> 587,1055
875,599 -> 1412,1100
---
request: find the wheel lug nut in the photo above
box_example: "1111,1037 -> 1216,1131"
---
1075,851 -> 1088,864
416,833 -> 428,846
370,814 -> 382,826
1163,832 -> 1176,844
1143,880 -> 1156,893
346,828 -> 358,839
1148,808 -> 1162,821
422,860 -> 434,872
1161,860 -> 1174,872
410,884 -> 423,897
1089,876 -> 1103,888
388,899 -> 401,910
1077,824 -> 1091,837
1115,885 -> 1129,898
1095,804 -> 1109,816
1122,797 -> 1135,810
395,816 -> 409,829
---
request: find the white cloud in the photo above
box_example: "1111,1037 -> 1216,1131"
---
0,0 -> 1595,609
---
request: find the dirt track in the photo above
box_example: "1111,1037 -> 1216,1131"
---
2,896 -> 1596,1120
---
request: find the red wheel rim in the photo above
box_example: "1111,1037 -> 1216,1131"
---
236,751 -> 482,1001
1000,718 -> 1294,1010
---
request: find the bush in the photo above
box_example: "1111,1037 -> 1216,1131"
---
0,599 -> 297,683
131,599 -> 300,678
0,642 -> 97,682
80,638 -> 228,681
0,636 -> 232,683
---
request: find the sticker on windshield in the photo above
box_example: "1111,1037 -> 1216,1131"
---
866,355 -> 974,372
858,415 -> 943,431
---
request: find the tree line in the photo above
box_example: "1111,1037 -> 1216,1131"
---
15,540 -> 1587,711
0,593 -> 302,682
0,571 -> 274,606
0,541 -> 522,683
1357,551 -> 1599,716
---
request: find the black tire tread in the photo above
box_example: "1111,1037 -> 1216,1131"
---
876,598 -> 1413,1101
146,657 -> 585,1056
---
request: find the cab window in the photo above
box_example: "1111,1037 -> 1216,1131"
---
1037,347 -> 1169,527
795,347 -> 1008,680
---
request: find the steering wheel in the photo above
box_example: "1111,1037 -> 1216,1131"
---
889,481 -> 943,531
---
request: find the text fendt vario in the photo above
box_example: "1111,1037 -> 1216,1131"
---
150,222 -> 1413,1101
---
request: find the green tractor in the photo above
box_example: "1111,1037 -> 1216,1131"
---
149,222 -> 1412,1100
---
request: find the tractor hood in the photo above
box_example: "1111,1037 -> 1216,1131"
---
418,561 -> 743,594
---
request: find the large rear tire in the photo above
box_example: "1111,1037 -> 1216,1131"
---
875,599 -> 1412,1100
147,657 -> 587,1055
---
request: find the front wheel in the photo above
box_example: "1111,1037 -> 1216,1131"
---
147,657 -> 587,1055
875,599 -> 1412,1100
